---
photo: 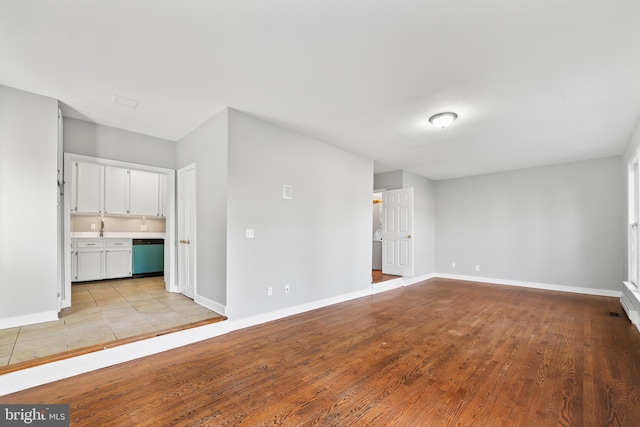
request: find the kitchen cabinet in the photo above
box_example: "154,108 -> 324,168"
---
105,239 -> 132,279
72,238 -> 132,282
70,162 -> 166,217
130,170 -> 161,216
104,166 -> 130,215
71,162 -> 103,214
74,239 -> 105,282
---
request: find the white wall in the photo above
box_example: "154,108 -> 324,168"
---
64,117 -> 177,169
176,109 -> 229,307
435,157 -> 624,291
0,85 -> 59,326
226,109 -> 373,319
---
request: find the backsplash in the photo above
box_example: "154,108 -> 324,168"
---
72,216 -> 166,233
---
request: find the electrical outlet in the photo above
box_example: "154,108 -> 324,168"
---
267,286 -> 273,296
90,224 -> 96,230
475,265 -> 480,271
246,229 -> 255,239
141,224 -> 148,231
451,262 -> 456,268
285,284 -> 290,294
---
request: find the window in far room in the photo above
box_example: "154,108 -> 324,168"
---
629,152 -> 640,288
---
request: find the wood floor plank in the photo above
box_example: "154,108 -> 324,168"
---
3,278 -> 640,426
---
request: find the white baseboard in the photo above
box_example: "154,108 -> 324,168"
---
403,273 -> 436,287
227,288 -> 372,331
371,273 -> 435,294
0,311 -> 58,330
434,273 -> 622,298
194,294 -> 226,316
372,277 -> 404,294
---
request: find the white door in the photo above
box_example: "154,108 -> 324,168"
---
381,188 -> 414,277
178,165 -> 196,299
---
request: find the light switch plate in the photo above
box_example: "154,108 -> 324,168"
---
283,185 -> 293,200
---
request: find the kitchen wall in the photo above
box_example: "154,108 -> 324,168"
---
0,85 -> 59,327
435,156 -> 624,292
226,108 -> 373,319
63,117 -> 177,169
71,216 -> 166,233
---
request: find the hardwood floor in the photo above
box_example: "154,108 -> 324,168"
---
371,269 -> 402,283
3,278 -> 640,426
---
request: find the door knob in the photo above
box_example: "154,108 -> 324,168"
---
407,235 -> 412,239
184,239 -> 190,245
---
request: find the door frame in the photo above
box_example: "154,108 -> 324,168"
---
177,163 -> 197,298
381,187 -> 415,277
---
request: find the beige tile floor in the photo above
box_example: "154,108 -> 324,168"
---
0,277 -> 222,367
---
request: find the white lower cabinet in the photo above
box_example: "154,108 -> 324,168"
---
72,238 -> 131,282
105,239 -> 132,279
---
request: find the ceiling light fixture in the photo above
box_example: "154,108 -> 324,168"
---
429,112 -> 457,128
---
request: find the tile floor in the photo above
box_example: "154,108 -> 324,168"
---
0,277 -> 222,367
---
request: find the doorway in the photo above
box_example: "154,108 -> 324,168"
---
371,188 -> 414,283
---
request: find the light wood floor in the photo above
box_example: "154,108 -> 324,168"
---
4,278 -> 640,426
0,277 -> 223,370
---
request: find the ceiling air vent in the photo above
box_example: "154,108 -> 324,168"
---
111,95 -> 139,109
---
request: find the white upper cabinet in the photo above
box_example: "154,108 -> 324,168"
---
129,169 -> 161,216
71,162 -> 103,214
70,161 -> 166,217
104,166 -> 130,215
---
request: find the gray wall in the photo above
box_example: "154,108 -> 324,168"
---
226,109 -> 373,319
435,157 -> 624,291
176,109 -> 229,307
374,170 -> 403,191
64,117 -> 177,169
0,85 -> 59,322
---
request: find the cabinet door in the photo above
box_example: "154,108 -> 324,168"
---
76,249 -> 104,281
105,249 -> 132,279
159,174 -> 167,217
104,166 -> 130,215
129,170 -> 160,216
74,162 -> 103,214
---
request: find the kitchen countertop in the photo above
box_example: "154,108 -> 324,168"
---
70,232 -> 166,239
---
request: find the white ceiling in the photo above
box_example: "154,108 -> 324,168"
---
2,0 -> 640,180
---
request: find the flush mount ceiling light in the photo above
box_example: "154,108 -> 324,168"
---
429,112 -> 458,128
